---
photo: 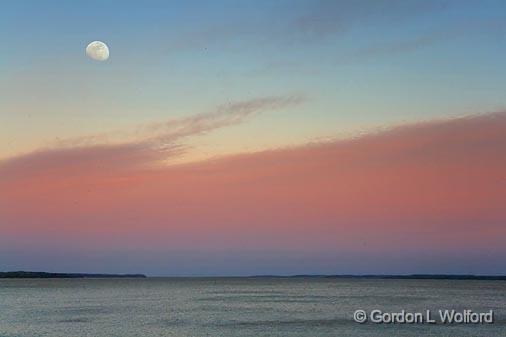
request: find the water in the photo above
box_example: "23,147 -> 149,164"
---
0,278 -> 505,337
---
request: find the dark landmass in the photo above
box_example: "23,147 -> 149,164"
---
1,272 -> 505,280
0,271 -> 146,279
249,274 -> 506,280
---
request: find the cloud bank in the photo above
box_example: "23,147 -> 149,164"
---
1,112 -> 505,273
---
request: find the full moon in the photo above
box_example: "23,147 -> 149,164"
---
86,41 -> 110,61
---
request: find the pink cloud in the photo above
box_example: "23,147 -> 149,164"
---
1,112 -> 505,255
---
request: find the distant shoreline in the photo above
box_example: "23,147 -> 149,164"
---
247,274 -> 506,281
0,271 -> 147,279
1,272 -> 505,280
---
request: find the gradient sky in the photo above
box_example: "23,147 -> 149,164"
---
1,0 -> 506,275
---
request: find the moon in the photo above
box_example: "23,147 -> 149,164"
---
86,41 -> 110,61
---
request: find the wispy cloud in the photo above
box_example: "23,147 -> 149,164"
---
169,0 -> 449,50
0,95 -> 304,179
0,143 -> 184,181
292,0 -> 449,40
141,95 -> 305,143
344,18 -> 506,61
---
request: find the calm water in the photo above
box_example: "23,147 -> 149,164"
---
0,278 -> 505,337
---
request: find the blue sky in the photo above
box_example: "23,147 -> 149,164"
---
2,0 -> 506,160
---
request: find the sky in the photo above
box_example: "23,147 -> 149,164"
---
1,0 -> 505,276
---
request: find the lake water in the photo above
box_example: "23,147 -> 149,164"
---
0,278 -> 505,336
